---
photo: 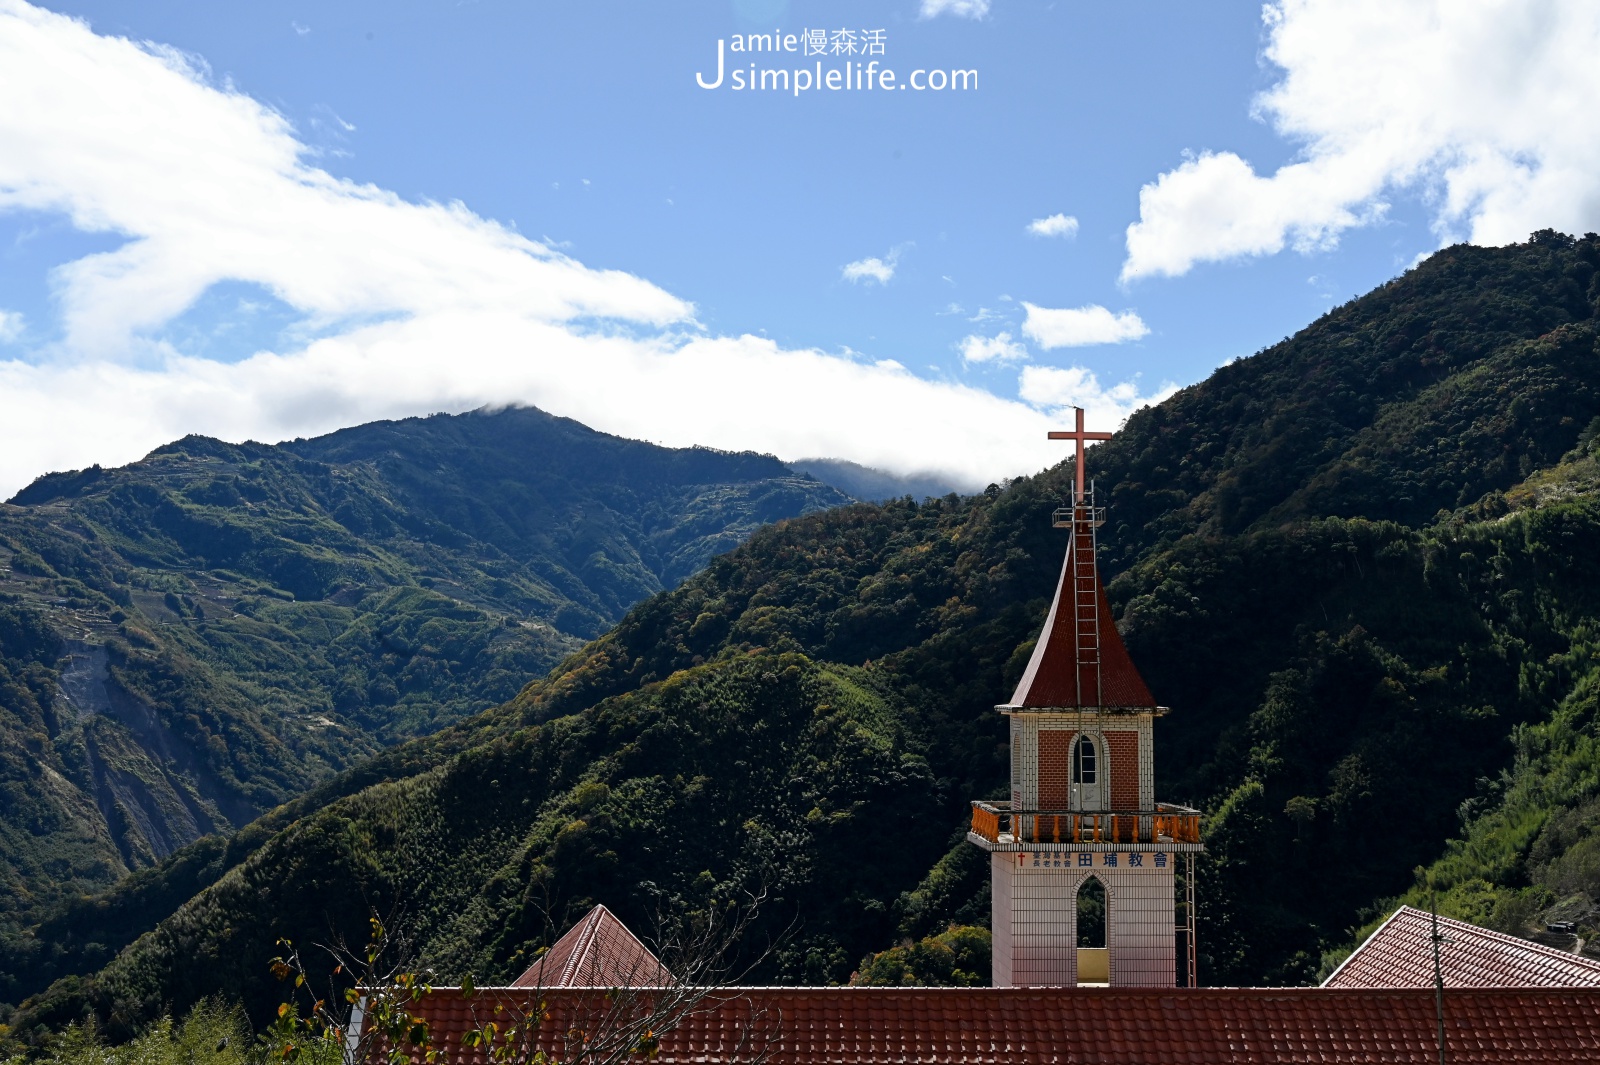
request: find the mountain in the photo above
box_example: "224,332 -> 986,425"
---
0,405 -> 848,994
1325,434 -> 1600,969
786,459 -> 965,503
7,231 -> 1600,1041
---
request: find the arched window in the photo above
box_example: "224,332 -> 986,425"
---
1071,734 -> 1097,785
1077,876 -> 1106,948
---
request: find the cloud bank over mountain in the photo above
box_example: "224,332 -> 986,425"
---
0,1 -> 1156,496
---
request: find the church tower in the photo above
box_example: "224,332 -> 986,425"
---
969,410 -> 1202,988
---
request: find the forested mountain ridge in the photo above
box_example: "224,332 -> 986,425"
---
7,232 -> 1600,1042
0,406 -> 847,996
1078,229 -> 1599,570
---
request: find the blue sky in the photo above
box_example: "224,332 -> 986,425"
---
1,0 -> 1596,495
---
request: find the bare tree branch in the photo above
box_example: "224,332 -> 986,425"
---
453,888 -> 786,1065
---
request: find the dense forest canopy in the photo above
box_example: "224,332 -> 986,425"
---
5,232 -> 1600,1046
0,406 -> 847,1007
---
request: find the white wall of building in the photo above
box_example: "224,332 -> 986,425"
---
992,850 -> 1177,987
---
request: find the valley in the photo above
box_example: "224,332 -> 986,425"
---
6,233 -> 1600,1048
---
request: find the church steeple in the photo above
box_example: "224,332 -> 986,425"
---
1007,406 -> 1156,709
969,410 -> 1201,990
1004,490 -> 1156,710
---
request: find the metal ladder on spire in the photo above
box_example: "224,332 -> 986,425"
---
1067,481 -> 1106,706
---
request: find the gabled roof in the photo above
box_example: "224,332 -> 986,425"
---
388,986 -> 1600,1063
510,904 -> 671,989
1324,905 -> 1600,989
1005,516 -> 1156,710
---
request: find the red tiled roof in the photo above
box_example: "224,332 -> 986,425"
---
1324,904 -> 1600,989
1006,525 -> 1156,709
509,904 -> 670,989
383,985 -> 1600,1063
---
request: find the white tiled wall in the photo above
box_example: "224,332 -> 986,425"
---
991,851 -> 1176,988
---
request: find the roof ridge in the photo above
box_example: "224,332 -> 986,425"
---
1403,904 -> 1600,970
561,904 -> 608,986
1324,903 -> 1600,990
1321,905 -> 1411,987
510,903 -> 669,989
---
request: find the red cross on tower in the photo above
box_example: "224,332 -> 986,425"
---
1048,407 -> 1113,504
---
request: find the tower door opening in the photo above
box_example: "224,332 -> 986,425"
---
1070,733 -> 1102,810
1077,875 -> 1109,985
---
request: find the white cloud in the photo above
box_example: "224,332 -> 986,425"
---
0,325 -> 1072,496
0,3 -> 687,356
959,331 -> 1028,363
0,309 -> 22,342
1026,213 -> 1079,239
1020,303 -> 1149,348
0,1 -> 1075,496
841,247 -> 902,285
1018,365 -> 1179,430
919,0 -> 991,18
1123,0 -> 1600,282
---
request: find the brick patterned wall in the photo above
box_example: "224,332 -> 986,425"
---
991,855 -> 1178,988
1106,731 -> 1140,810
1039,730 -> 1074,809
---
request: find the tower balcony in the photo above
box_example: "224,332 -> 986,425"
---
1051,504 -> 1105,528
969,800 -> 1202,849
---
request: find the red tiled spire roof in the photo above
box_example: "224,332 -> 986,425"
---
1007,410 -> 1154,710
510,904 -> 671,989
1324,905 -> 1600,989
388,985 -> 1600,1063
1005,506 -> 1156,710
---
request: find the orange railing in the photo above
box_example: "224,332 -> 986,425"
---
968,801 -> 1201,846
